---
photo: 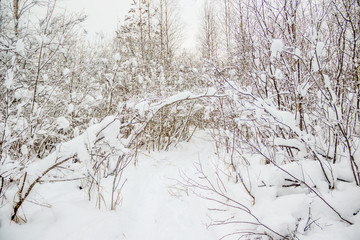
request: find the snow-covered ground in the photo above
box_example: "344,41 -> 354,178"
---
1,130 -> 360,240
0,132 -> 221,240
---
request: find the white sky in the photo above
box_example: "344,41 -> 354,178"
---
57,0 -> 204,50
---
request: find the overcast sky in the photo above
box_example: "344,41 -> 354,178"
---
57,0 -> 204,50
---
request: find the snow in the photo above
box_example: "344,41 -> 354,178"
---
15,39 -> 25,55
113,53 -> 120,61
324,74 -> 331,88
135,100 -> 150,117
316,41 -> 325,57
63,68 -> 71,76
270,39 -> 284,61
294,48 -> 302,59
14,117 -> 28,131
21,145 -> 29,156
298,82 -> 312,97
118,137 -> 219,240
274,69 -> 283,80
2,1 -> 358,239
1,128 -> 360,240
137,75 -> 143,84
73,127 -> 80,137
43,74 -> 48,81
67,104 -> 74,114
56,117 -> 70,130
1,123 -> 359,240
312,58 -> 320,72
206,87 -> 217,95
5,69 -> 14,89
0,132 -> 220,240
14,88 -> 29,101
130,58 -> 137,67
163,91 -> 192,105
84,95 -> 96,105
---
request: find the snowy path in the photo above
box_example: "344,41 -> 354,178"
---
0,133 -> 220,240
118,134 -> 219,240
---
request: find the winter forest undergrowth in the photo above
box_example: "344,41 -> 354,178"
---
1,0 -> 360,239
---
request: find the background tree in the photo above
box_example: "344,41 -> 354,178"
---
199,0 -> 219,60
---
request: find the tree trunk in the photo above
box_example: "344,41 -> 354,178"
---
160,0 -> 164,60
13,0 -> 19,36
139,0 -> 144,59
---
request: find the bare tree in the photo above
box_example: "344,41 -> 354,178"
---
199,0 -> 219,60
159,0 -> 182,62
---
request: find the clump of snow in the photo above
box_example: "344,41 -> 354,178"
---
316,41 -> 325,57
297,82 -> 311,97
294,48 -> 302,59
270,39 -> 284,61
67,103 -> 74,114
260,73 -> 266,82
206,87 -> 217,95
130,57 -> 138,67
43,74 -> 49,81
324,74 -> 331,88
73,127 -> 80,137
14,88 -> 29,101
113,53 -> 120,61
62,68 -> 70,76
84,95 -> 96,105
275,69 -> 283,80
14,117 -> 28,131
138,75 -> 144,84
56,116 -> 70,130
162,91 -> 191,106
135,101 -> 150,117
21,145 -> 28,156
96,116 -> 121,146
5,69 -> 14,89
15,39 -> 25,55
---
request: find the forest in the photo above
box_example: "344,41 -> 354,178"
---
0,0 -> 360,239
